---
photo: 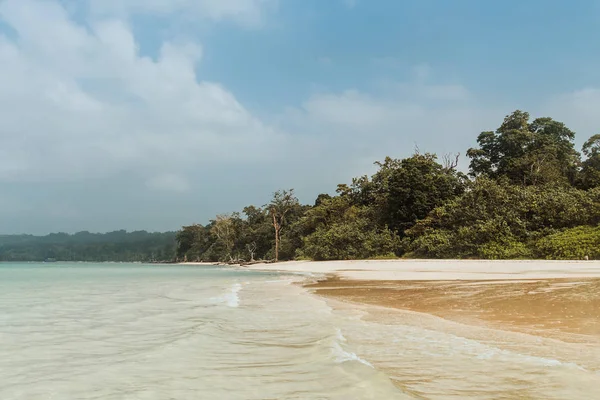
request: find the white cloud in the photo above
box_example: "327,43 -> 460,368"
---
0,0 -> 284,184
282,83 -> 494,157
0,1 -> 492,198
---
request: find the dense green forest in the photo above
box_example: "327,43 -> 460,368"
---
0,230 -> 176,262
177,110 -> 600,262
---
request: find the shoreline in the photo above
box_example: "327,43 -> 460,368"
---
182,259 -> 600,281
185,259 -> 600,345
287,260 -> 600,393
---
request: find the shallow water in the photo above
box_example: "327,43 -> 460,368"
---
0,263 -> 406,399
2,264 -> 598,399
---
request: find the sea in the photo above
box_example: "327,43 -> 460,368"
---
0,263 -> 598,399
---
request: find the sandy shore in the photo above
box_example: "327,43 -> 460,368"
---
183,260 -> 600,339
223,259 -> 600,281
191,259 -> 600,340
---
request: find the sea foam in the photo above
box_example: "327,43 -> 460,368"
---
331,328 -> 374,368
211,283 -> 243,308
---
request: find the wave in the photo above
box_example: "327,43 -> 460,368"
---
475,346 -> 587,371
390,326 -> 590,371
211,283 -> 243,308
331,328 -> 374,368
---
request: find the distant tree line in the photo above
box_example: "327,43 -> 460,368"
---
0,230 -> 176,262
177,110 -> 600,261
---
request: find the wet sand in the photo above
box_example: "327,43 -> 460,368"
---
306,277 -> 600,342
322,296 -> 600,399
304,273 -> 600,398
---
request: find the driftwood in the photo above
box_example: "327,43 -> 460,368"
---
212,258 -> 278,267
239,259 -> 277,267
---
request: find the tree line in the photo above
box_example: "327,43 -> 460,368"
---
177,110 -> 600,261
0,230 -> 177,262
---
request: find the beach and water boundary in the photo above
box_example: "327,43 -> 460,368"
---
210,259 -> 600,398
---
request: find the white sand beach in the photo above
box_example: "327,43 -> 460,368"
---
232,259 -> 600,281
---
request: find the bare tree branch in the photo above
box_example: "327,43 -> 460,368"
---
443,152 -> 460,170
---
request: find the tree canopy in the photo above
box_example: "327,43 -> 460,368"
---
0,230 -> 176,262
467,110 -> 580,186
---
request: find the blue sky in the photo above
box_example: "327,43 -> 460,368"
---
203,0 -> 600,109
1,0 -> 600,234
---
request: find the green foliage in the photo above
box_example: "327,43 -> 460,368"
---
368,253 -> 399,260
268,189 -> 301,261
297,214 -> 400,261
476,237 -> 534,260
405,179 -> 600,259
372,154 -> 467,234
333,154 -> 466,236
0,230 -> 176,262
174,196 -> 307,263
176,224 -> 209,260
239,205 -> 274,261
579,134 -> 600,189
467,110 -> 580,186
293,195 -> 400,260
535,225 -> 600,260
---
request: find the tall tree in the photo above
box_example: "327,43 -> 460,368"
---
240,205 -> 273,260
176,224 -> 204,261
467,110 -> 580,186
372,154 -> 467,234
580,134 -> 600,189
268,189 -> 299,261
211,214 -> 237,261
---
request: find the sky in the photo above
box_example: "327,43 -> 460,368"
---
1,0 -> 600,234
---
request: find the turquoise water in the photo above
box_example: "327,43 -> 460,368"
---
0,263 -> 406,399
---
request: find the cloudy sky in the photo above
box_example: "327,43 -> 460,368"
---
1,0 -> 600,234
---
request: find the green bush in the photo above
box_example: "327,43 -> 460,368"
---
477,237 -> 533,260
405,178 -> 600,259
369,253 -> 400,260
403,230 -> 454,258
296,217 -> 400,261
535,225 -> 600,260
